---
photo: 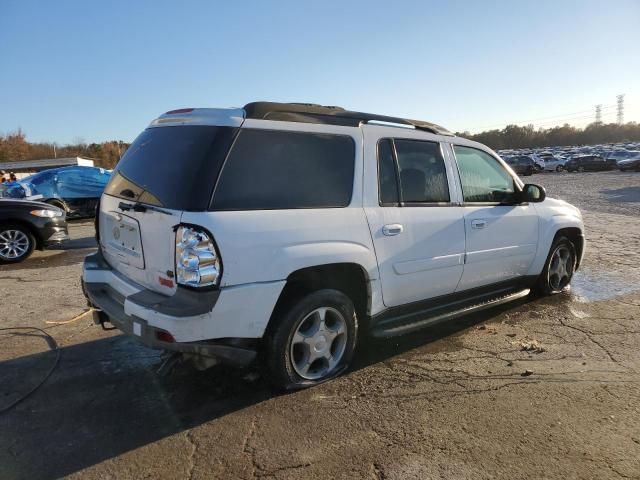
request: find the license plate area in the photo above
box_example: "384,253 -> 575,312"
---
104,211 -> 145,269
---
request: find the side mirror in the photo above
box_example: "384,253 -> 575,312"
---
521,184 -> 546,203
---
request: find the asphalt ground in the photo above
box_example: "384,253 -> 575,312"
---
1,171 -> 639,479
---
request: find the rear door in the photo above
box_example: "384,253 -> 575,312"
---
451,144 -> 539,291
363,126 -> 466,308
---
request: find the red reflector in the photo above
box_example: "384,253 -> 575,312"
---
158,276 -> 174,288
156,331 -> 175,343
165,108 -> 194,114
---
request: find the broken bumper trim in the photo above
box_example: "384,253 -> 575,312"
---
82,279 -> 257,367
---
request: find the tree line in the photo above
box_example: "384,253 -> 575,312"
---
2,121 -> 640,169
457,122 -> 640,150
0,129 -> 130,169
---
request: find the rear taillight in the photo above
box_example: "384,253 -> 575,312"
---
175,225 -> 221,288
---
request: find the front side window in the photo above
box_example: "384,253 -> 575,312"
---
454,145 -> 516,203
212,129 -> 355,210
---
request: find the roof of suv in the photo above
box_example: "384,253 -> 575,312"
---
243,102 -> 454,136
150,101 -> 453,136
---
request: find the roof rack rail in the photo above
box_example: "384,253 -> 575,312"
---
243,102 -> 453,136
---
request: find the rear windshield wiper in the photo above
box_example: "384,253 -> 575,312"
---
118,201 -> 172,216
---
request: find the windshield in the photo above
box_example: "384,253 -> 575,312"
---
104,126 -> 238,210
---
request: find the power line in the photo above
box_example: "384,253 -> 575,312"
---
535,110 -> 616,128
468,104 -> 617,131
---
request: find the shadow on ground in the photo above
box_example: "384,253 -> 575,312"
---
601,186 -> 640,203
0,237 -> 96,272
0,297 -> 535,479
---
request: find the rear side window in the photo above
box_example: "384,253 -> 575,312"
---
105,126 -> 238,210
377,139 -> 399,205
394,139 -> 450,203
212,129 -> 355,210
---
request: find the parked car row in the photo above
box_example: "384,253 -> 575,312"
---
498,142 -> 640,174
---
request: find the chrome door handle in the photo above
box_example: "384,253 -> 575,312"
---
382,224 -> 404,236
471,219 -> 487,229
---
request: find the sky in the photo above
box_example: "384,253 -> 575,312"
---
1,0 -> 639,144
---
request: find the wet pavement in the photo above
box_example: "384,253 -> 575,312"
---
1,171 -> 640,479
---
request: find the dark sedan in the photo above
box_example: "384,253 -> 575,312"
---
503,155 -> 536,176
618,157 -> 640,172
565,155 -> 617,172
0,199 -> 69,263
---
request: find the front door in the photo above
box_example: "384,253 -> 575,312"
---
363,128 -> 466,308
451,145 -> 539,291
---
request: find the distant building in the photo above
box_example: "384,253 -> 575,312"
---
0,157 -> 95,179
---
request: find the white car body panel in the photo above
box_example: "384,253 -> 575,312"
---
99,193 -> 180,296
455,204 -> 539,290
361,125 -> 466,307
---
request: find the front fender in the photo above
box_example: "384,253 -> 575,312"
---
527,211 -> 585,276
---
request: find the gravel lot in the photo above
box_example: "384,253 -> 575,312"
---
1,171 -> 639,480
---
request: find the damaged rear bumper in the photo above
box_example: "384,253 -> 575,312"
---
81,251 -> 257,367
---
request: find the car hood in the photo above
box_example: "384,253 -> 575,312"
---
0,198 -> 56,209
540,196 -> 582,218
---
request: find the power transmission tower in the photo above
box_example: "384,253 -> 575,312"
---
595,104 -> 602,124
617,94 -> 625,124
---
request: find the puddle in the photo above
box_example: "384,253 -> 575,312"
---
569,269 -> 640,302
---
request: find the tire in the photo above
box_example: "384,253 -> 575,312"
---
0,223 -> 36,264
577,166 -> 585,173
46,198 -> 68,213
535,236 -> 576,296
264,289 -> 358,390
556,165 -> 564,172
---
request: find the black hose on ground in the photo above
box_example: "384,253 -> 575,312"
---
0,326 -> 61,415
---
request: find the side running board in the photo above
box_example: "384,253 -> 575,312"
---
372,289 -> 530,339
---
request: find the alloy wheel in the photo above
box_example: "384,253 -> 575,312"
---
290,307 -> 348,380
548,245 -> 574,291
0,229 -> 30,260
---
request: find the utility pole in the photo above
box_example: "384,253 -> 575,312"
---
595,104 -> 602,124
616,94 -> 625,125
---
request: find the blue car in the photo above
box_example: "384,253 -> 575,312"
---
1,166 -> 111,218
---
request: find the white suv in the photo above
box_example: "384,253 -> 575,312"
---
82,102 -> 585,389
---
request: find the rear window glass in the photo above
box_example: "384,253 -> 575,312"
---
211,129 -> 355,210
104,126 -> 238,210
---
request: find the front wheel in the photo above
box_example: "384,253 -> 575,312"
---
264,289 -> 358,390
0,224 -> 35,264
535,236 -> 576,295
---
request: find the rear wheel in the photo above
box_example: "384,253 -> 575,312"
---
556,165 -> 564,172
535,236 -> 576,295
577,166 -> 585,172
0,224 -> 35,264
264,289 -> 358,390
